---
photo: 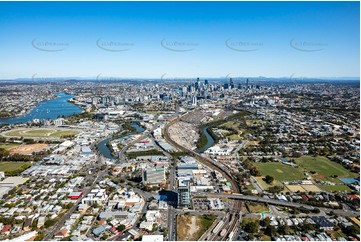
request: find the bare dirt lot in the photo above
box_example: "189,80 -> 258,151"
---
9,144 -> 48,155
168,122 -> 199,150
177,215 -> 200,241
245,140 -> 260,147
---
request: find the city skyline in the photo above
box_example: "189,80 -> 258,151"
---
0,1 -> 359,79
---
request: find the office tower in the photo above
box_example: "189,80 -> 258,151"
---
191,95 -> 197,106
182,86 -> 187,94
195,77 -> 200,91
246,78 -> 249,88
230,78 -> 234,89
177,179 -> 191,207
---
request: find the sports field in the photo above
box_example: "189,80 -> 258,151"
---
4,128 -> 78,138
286,185 -> 306,192
294,156 -> 357,179
253,162 -> 305,181
319,185 -> 351,193
0,162 -> 32,175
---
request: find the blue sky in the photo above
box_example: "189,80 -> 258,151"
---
0,1 -> 359,79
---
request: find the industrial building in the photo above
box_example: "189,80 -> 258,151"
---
142,167 -> 166,185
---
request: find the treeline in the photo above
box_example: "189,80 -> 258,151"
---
126,149 -> 163,159
63,112 -> 92,123
123,121 -> 136,132
243,159 -> 261,176
2,153 -> 42,161
196,125 -> 220,150
0,148 -> 43,161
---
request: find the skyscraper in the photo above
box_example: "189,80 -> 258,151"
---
177,179 -> 191,207
230,78 -> 234,89
195,77 -> 200,91
191,95 -> 197,106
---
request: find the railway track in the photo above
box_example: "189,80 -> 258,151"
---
163,116 -> 241,194
163,113 -> 243,241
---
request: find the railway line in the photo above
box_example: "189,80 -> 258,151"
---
163,112 -> 243,241
163,116 -> 241,194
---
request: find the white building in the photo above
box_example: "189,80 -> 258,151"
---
142,167 -> 166,185
81,189 -> 107,205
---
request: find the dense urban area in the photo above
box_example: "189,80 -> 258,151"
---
0,78 -> 359,241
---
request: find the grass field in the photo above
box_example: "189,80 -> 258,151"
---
218,121 -> 248,141
253,162 -> 305,181
294,156 -> 357,179
261,235 -> 272,241
0,162 -> 32,175
5,129 -> 78,138
319,185 -> 351,193
0,143 -> 19,150
247,203 -> 269,213
245,119 -> 264,127
254,176 -> 288,192
220,121 -> 239,129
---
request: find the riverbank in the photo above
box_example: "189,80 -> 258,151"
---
97,121 -> 145,159
196,125 -> 217,153
196,111 -> 251,152
0,92 -> 83,124
0,94 -> 57,120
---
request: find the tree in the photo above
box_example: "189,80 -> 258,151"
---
301,223 -> 316,232
244,221 -> 259,233
264,175 -> 274,184
265,225 -> 276,237
269,185 -> 284,194
34,233 -> 45,241
102,234 -> 109,240
278,224 -> 292,235
263,217 -> 271,227
117,224 -> 126,232
93,201 -> 99,208
0,147 -> 9,160
44,219 -> 56,228
311,208 -> 320,214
